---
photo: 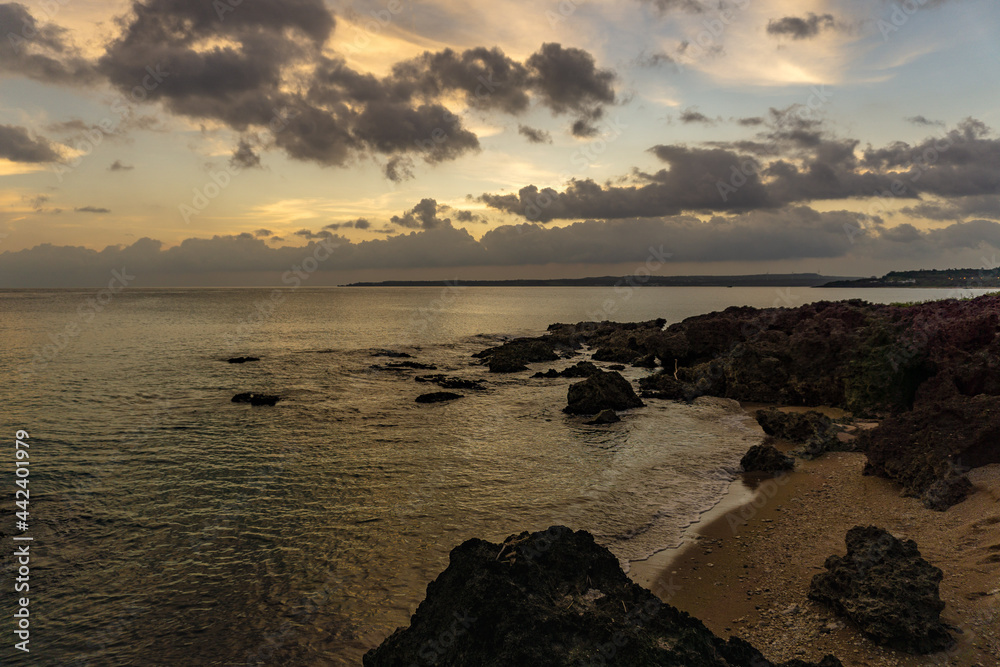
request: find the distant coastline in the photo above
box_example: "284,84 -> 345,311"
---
343,273 -> 858,288
818,267 -> 1000,288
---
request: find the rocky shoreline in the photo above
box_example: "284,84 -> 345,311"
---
365,295 -> 1000,665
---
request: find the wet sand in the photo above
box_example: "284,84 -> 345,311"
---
630,431 -> 1000,666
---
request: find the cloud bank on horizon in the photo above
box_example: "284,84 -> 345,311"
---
1,0 -> 1000,285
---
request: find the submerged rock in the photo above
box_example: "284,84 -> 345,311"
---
415,375 -> 485,390
808,525 -> 953,654
415,392 -> 463,403
585,409 -> 620,425
231,392 -> 279,406
227,356 -> 260,364
364,526 -> 842,667
370,349 -> 412,358
740,443 -> 795,473
564,370 -> 644,415
532,361 -> 600,379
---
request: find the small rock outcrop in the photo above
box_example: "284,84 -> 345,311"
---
227,356 -> 260,364
564,370 -> 644,415
755,409 -> 844,460
808,525 -> 954,654
531,361 -> 600,379
231,392 -> 279,406
364,526 -> 842,667
585,409 -> 620,425
415,392 -> 463,403
740,443 -> 795,472
474,338 -> 561,373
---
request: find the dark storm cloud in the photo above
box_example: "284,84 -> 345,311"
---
518,125 -> 552,144
390,198 -> 449,229
109,160 -> 134,171
766,13 -> 836,39
571,119 -> 599,138
0,3 -> 98,84
12,209 -> 1000,286
75,206 -> 110,214
95,0 -> 617,172
0,124 -> 60,162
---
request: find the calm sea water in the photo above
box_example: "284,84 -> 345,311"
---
1,286 -> 994,665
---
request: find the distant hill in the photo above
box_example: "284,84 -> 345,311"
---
344,273 -> 859,287
819,268 -> 1000,288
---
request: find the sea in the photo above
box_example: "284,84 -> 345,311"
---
1,285 -> 994,666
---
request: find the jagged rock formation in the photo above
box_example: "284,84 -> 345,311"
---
564,370 -> 644,415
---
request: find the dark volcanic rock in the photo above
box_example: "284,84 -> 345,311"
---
585,409 -> 620,425
364,526 -> 842,667
755,409 -> 843,459
608,364 -> 626,370
475,338 -> 561,373
231,392 -> 279,406
808,526 -> 953,654
532,361 -> 600,379
639,371 -> 693,401
227,356 -> 260,363
564,370 -> 644,415
632,353 -> 658,368
592,345 -> 643,363
415,375 -> 485,390
415,392 -> 463,403
740,443 -> 795,472
860,386 -> 1000,507
921,474 -> 975,511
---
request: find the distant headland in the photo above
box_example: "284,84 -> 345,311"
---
343,273 -> 857,288
819,268 -> 1000,288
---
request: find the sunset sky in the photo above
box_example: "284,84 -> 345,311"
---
1,0 -> 999,286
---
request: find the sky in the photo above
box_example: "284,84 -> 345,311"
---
1,0 -> 1000,286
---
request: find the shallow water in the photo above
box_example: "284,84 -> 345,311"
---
1,286 -> 993,665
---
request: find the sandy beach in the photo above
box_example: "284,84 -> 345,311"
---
630,415 -> 1000,667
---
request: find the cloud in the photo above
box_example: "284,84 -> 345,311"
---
390,198 -> 449,229
323,218 -> 371,230
481,115 -> 1000,222
383,156 -> 415,183
638,0 -> 705,15
571,119 -> 599,138
253,229 -> 273,237
900,195 -> 1000,221
294,228 -> 334,239
75,206 -> 111,213
518,125 -> 552,144
95,0 -> 617,173
679,107 -> 717,125
0,3 -> 99,84
230,138 -> 262,169
9,212 -> 1000,286
737,117 -> 765,126
907,115 -> 944,127
766,13 -> 836,40
0,124 -> 60,162
109,160 -> 134,171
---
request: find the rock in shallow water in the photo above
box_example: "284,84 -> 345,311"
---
808,525 -> 954,654
415,392 -> 463,403
231,392 -> 279,406
564,369 -> 644,415
585,409 -> 620,425
364,526 -> 842,667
